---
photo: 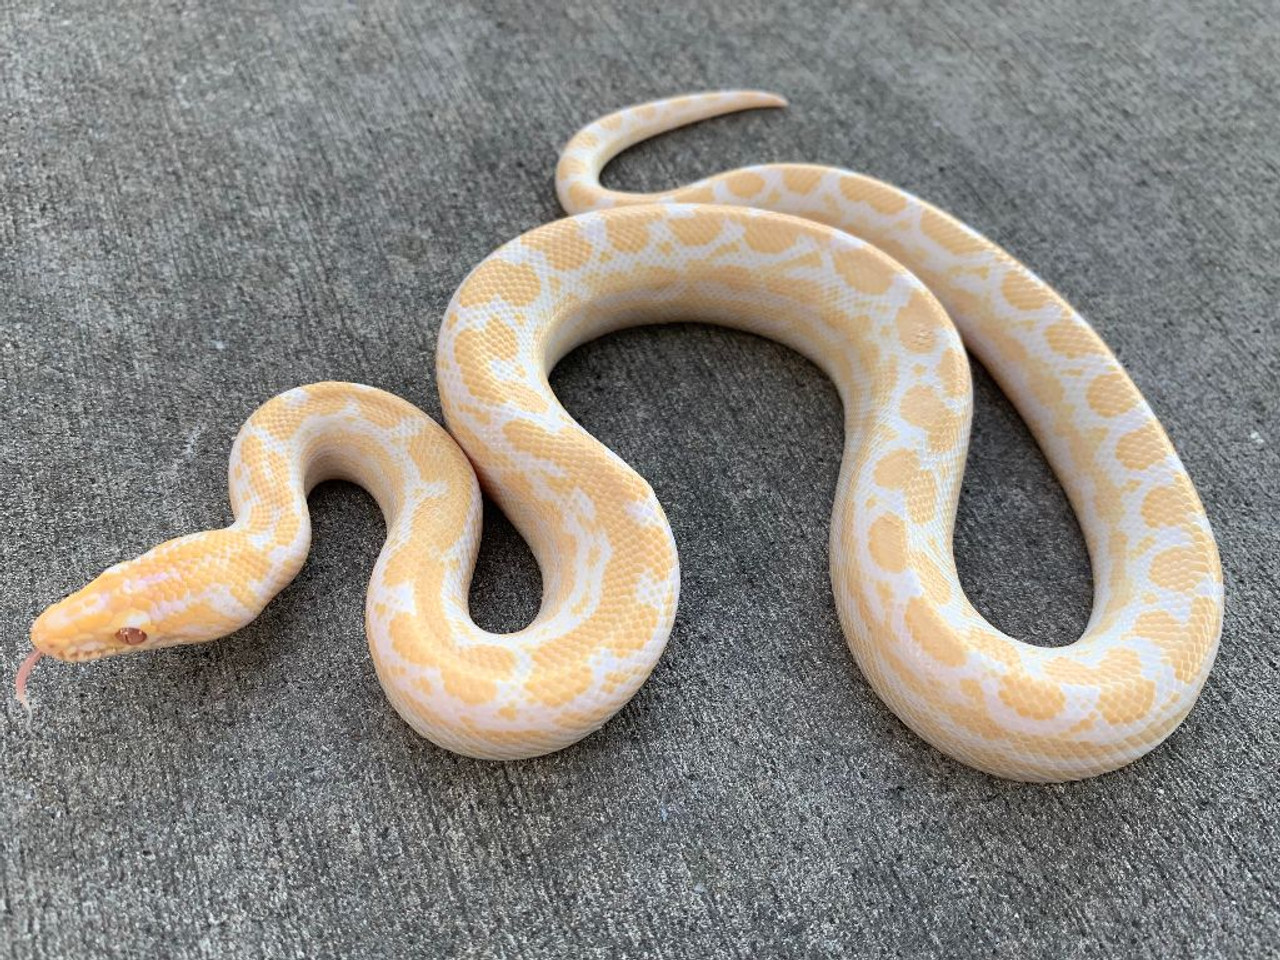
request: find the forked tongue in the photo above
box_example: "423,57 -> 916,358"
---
15,649 -> 43,716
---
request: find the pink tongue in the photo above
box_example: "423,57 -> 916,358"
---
15,649 -> 43,712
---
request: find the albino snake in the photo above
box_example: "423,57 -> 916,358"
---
20,91 -> 1223,782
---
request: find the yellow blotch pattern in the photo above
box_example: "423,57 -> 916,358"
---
868,515 -> 908,573
726,171 -> 767,197
781,165 -> 824,195
458,260 -> 542,308
1086,372 -> 1138,418
837,174 -> 909,215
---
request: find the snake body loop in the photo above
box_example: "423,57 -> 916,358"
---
26,92 -> 1222,781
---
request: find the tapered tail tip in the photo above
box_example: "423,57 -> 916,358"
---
694,90 -> 788,113
748,91 -> 788,109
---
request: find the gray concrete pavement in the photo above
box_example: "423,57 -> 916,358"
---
2,1 -> 1277,957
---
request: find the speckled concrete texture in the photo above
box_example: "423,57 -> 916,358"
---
2,2 -> 1277,957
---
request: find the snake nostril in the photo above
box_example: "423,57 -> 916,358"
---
115,627 -> 148,646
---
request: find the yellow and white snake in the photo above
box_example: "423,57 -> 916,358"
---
20,91 -> 1223,782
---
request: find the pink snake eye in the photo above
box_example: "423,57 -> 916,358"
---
115,627 -> 148,646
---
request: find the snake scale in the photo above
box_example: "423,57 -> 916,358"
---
20,92 -> 1223,782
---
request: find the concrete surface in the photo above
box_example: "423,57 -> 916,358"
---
2,1 -> 1277,957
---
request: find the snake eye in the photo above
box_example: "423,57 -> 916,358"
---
115,627 -> 148,646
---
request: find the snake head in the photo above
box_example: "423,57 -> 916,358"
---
30,534 -> 246,662
30,559 -> 166,662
